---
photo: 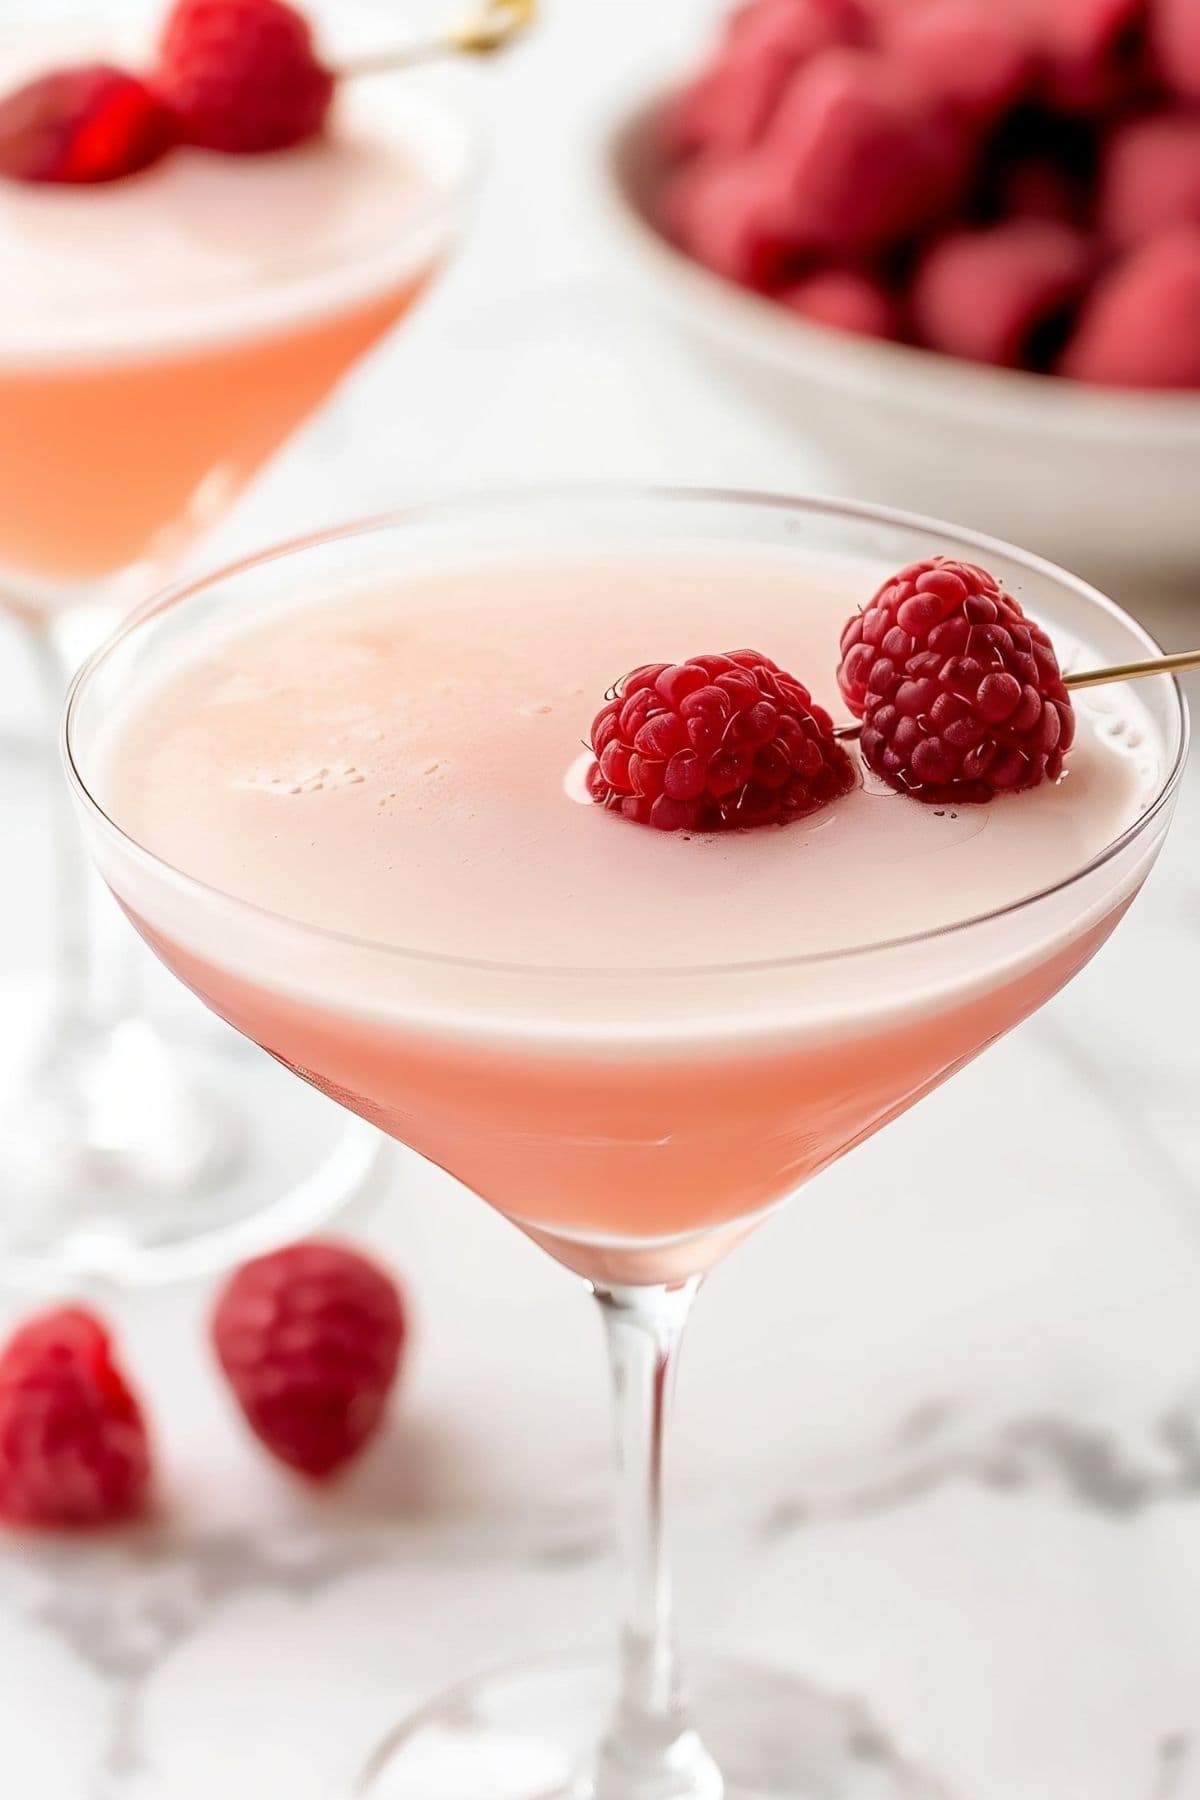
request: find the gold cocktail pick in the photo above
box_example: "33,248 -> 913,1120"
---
340,0 -> 537,78
1057,646 -> 1200,690
834,646 -> 1200,740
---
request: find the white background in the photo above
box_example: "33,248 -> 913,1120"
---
2,3 -> 1200,1796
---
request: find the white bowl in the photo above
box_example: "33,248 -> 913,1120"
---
591,84 -> 1200,584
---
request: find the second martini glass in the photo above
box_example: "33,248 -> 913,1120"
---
64,490 -> 1187,1796
0,25 -> 478,1283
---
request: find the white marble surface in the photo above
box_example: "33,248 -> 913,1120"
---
2,2 -> 1200,1796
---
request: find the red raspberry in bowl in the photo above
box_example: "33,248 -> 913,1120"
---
587,650 -> 854,831
664,153 -> 793,287
1099,112 -> 1200,250
155,0 -> 335,154
838,557 -> 1074,805
0,63 -> 176,184
1149,0 -> 1200,100
212,1240 -> 406,1479
911,219 -> 1094,370
762,49 -> 968,257
727,0 -> 870,60
669,51 -> 798,159
1027,0 -> 1151,114
0,1306 -> 151,1527
1060,226 -> 1200,387
780,267 -> 900,336
880,0 -> 1039,129
670,0 -> 869,156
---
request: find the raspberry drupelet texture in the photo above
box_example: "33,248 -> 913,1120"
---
587,649 -> 855,831
838,557 -> 1075,804
212,1241 -> 405,1479
155,0 -> 334,154
0,1307 -> 151,1528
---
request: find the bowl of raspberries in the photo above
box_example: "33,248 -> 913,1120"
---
595,0 -> 1200,580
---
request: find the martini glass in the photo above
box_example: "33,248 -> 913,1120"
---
64,490 -> 1187,1798
0,21 -> 478,1284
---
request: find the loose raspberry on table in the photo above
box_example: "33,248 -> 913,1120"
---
838,557 -> 1075,804
212,1240 -> 406,1479
155,0 -> 334,154
0,1307 -> 151,1528
0,63 -> 176,183
587,649 -> 855,832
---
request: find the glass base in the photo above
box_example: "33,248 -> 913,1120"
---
0,977 -> 388,1287
353,1654 -> 951,1800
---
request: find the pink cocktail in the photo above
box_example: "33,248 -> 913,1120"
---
0,23 -> 476,1281
66,491 -> 1188,1798
0,86 -> 457,591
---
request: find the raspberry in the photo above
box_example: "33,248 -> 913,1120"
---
212,1241 -> 405,1479
1099,112 -> 1200,249
669,54 -> 798,159
912,219 -> 1094,370
764,50 -> 967,256
587,650 -> 854,832
1151,0 -> 1200,101
155,0 -> 334,154
727,0 -> 870,61
669,0 -> 869,157
838,557 -> 1075,805
0,63 -> 176,184
779,266 -> 900,337
1060,227 -> 1200,388
664,154 -> 792,287
880,1 -> 1038,129
0,1307 -> 151,1528
1027,0 -> 1151,113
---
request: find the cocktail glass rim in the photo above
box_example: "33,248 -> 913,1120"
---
63,483 -> 1191,983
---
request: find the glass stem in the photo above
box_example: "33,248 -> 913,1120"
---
592,1280 -> 723,1800
30,606 -> 136,1029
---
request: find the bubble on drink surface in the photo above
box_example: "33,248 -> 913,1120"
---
233,761 -> 367,796
1076,689 -> 1160,796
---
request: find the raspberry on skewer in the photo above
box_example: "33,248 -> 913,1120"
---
837,557 -> 1075,805
587,649 -> 854,832
0,0 -> 535,182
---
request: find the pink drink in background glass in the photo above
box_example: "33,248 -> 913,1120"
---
0,84 -> 461,596
0,25 -> 477,1285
